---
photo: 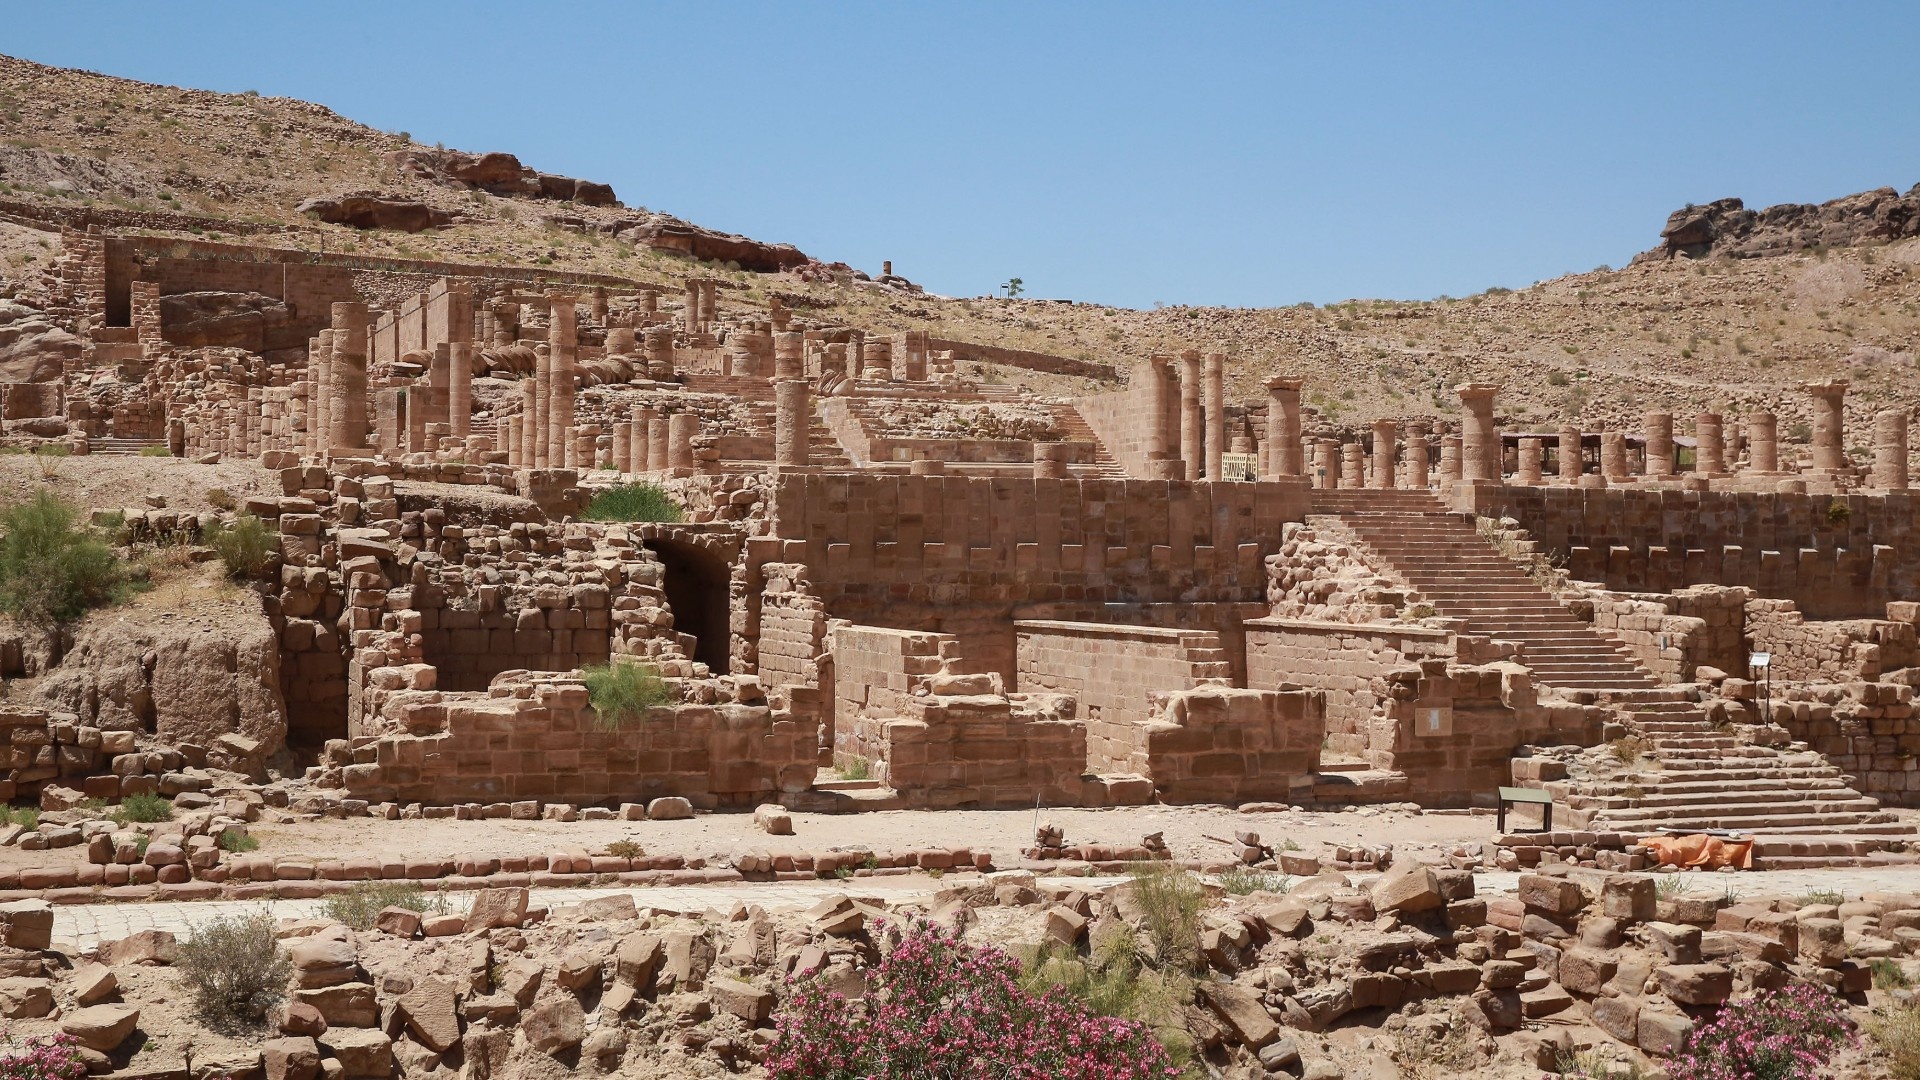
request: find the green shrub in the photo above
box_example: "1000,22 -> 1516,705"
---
177,911 -> 291,1025
1873,958 -> 1914,990
320,881 -> 448,931
219,829 -> 259,854
30,444 -> 69,458
206,513 -> 275,579
581,483 -> 684,523
137,445 -> 173,457
833,753 -> 871,781
0,490 -> 130,633
582,660 -> 673,730
0,806 -> 38,831
1219,868 -> 1290,895
1873,1000 -> 1920,1080
109,792 -> 173,825
1124,862 -> 1207,974
1022,932 -> 1196,1070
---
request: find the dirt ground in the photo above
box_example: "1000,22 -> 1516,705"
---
0,453 -> 280,515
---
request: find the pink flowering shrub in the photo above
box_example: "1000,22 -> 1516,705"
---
766,918 -> 1180,1080
1667,984 -> 1856,1080
0,1030 -> 88,1080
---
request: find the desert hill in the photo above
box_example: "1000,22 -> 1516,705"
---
0,53 -> 1916,446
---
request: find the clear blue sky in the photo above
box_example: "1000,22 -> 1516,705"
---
11,3 -> 1919,309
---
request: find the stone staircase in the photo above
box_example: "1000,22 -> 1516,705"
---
1044,403 -> 1127,479
88,437 -> 167,456
1311,490 -> 1658,690
1548,692 -> 1917,863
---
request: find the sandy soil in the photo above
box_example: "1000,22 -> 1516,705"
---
0,454 -> 280,516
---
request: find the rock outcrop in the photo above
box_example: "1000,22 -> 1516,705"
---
388,149 -> 617,207
1638,184 -> 1920,261
607,214 -> 809,273
0,301 -> 82,382
295,194 -> 453,234
158,291 -> 301,352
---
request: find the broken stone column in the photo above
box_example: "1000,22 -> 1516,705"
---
1034,443 -> 1069,479
632,406 -> 655,473
591,286 -> 609,325
643,326 -> 674,380
1440,436 -> 1463,483
1402,422 -> 1431,489
548,294 -> 576,467
614,421 -> 634,473
448,342 -> 472,441
1695,412 -> 1725,475
309,331 -> 332,456
899,330 -> 930,381
683,280 -> 701,333
1643,411 -> 1675,477
1517,438 -> 1544,485
1204,352 -> 1226,480
405,383 -> 426,454
774,378 -> 810,468
774,332 -> 805,380
504,415 -> 520,468
1873,409 -> 1909,490
532,344 -> 552,468
1457,383 -> 1500,482
699,280 -> 718,328
668,412 -> 697,472
861,339 -> 893,382
648,417 -> 669,473
1313,439 -> 1338,489
328,302 -> 370,452
1179,350 -> 1202,481
1603,432 -> 1629,481
519,379 -> 538,467
1748,411 -> 1779,472
1558,426 -> 1582,482
1145,354 -> 1175,472
1341,443 -> 1365,487
1370,420 -> 1397,489
1264,377 -> 1304,478
1806,380 -> 1849,472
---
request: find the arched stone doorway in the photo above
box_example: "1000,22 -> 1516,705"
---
645,538 -> 732,675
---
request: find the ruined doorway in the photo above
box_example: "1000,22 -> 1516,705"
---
645,539 -> 732,675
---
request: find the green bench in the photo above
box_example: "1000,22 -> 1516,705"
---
1497,786 -> 1553,834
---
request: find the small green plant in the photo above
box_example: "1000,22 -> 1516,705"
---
1873,958 -> 1914,990
581,482 -> 685,523
205,513 -> 275,579
1219,868 -> 1290,895
833,753 -> 872,781
320,881 -> 448,931
1826,499 -> 1851,525
1124,862 -> 1206,974
1546,371 -> 1571,386
833,865 -> 853,879
582,660 -> 673,730
219,830 -> 260,854
177,911 -> 292,1025
109,792 -> 174,825
1800,888 -> 1846,907
1872,1000 -> 1920,1080
1609,736 -> 1648,768
1655,875 -> 1693,900
606,839 -> 645,859
0,490 -> 131,638
204,488 -> 236,512
1,806 -> 40,831
137,445 -> 173,457
1022,932 -> 1196,1071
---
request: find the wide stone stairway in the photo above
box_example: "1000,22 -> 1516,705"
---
1306,490 -> 1917,861
1310,490 -> 1659,690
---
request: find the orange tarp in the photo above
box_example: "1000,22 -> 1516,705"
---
1641,833 -> 1755,870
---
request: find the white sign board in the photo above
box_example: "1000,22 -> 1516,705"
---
1750,653 -> 1772,669
1220,452 -> 1259,482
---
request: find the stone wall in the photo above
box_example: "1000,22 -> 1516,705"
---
1244,618 -> 1454,756
1266,520 -> 1409,623
1584,585 -> 1749,683
1014,620 -> 1230,773
1745,598 -> 1917,682
1768,681 -> 1920,806
336,671 -> 813,807
1498,486 -> 1920,619
1135,686 -> 1323,803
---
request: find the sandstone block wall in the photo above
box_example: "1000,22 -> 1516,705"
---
1501,486 -> 1920,619
1014,620 -> 1230,773
1768,681 -> 1920,805
338,672 -> 813,807
1745,598 -> 1917,682
1138,686 -> 1323,803
1586,585 -> 1749,683
1244,618 -> 1453,757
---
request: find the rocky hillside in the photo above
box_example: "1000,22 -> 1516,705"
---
0,53 -> 1916,447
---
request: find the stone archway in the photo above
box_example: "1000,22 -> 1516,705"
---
645,537 -> 732,675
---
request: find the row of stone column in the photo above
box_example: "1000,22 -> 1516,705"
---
604,407 -> 698,474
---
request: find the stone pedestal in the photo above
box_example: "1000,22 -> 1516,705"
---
1370,420 -> 1397,489
1806,381 -> 1849,472
1643,411 -> 1674,477
861,340 -> 893,382
1873,409 -> 1909,490
1341,443 -> 1365,488
1457,384 -> 1500,483
773,332 -> 805,380
1440,437 -> 1463,483
1034,442 -> 1069,479
1265,377 -> 1304,478
1313,439 -> 1338,489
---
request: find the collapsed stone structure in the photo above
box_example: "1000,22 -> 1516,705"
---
0,219 -> 1915,880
